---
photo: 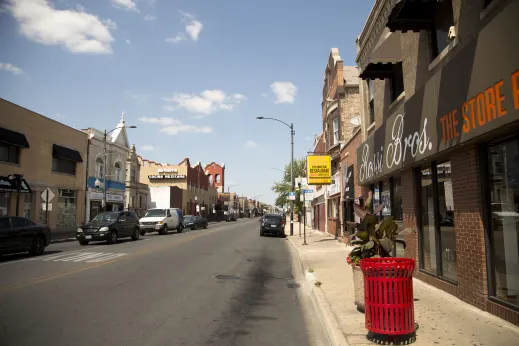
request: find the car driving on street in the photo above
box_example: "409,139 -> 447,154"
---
0,216 -> 51,256
183,215 -> 208,230
76,211 -> 140,245
139,208 -> 183,235
260,213 -> 285,237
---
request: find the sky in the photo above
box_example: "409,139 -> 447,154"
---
0,0 -> 374,205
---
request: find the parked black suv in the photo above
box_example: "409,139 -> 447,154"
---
76,211 -> 140,245
260,213 -> 285,237
0,216 -> 51,256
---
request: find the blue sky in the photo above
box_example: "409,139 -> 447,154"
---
0,0 -> 373,205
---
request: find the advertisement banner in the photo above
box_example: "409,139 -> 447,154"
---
307,155 -> 332,185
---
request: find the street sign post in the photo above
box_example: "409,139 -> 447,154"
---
288,192 -> 296,200
41,188 -> 55,225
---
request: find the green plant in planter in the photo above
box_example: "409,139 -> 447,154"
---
347,191 -> 401,265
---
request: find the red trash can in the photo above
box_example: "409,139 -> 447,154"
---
360,258 -> 416,335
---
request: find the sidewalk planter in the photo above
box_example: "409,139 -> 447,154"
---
352,265 -> 365,312
360,258 -> 415,336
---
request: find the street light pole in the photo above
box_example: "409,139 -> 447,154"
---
256,117 -> 295,236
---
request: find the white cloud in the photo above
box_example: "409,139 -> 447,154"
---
76,4 -> 85,12
6,0 -> 116,54
143,14 -> 156,21
0,62 -> 24,75
125,39 -> 131,44
111,0 -> 139,12
103,19 -> 118,30
166,11 -> 203,43
245,141 -> 259,148
139,117 -> 212,135
163,89 -> 247,115
165,34 -> 186,44
141,145 -> 155,151
270,82 -> 297,104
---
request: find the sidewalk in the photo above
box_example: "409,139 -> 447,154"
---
286,222 -> 519,346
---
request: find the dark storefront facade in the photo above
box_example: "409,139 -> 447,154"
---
356,0 -> 519,326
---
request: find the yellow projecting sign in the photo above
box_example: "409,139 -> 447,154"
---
307,155 -> 332,185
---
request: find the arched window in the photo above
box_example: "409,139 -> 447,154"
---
95,157 -> 104,178
215,174 -> 221,183
114,162 -> 122,182
208,174 -> 213,184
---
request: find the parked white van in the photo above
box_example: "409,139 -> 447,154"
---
139,208 -> 183,235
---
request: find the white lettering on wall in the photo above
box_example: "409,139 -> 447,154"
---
158,168 -> 178,173
385,113 -> 433,170
360,144 -> 383,183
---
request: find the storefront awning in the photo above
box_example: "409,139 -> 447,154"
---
359,62 -> 400,80
0,127 -> 30,148
386,0 -> 436,33
0,176 -> 32,193
366,28 -> 402,65
52,144 -> 83,162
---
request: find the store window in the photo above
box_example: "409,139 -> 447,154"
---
52,156 -> 76,175
392,177 -> 403,221
0,142 -> 20,164
381,181 -> 391,216
328,198 -> 338,218
23,193 -> 33,220
56,189 -> 77,228
417,162 -> 457,281
0,192 -> 10,217
95,158 -> 104,178
487,139 -> 519,306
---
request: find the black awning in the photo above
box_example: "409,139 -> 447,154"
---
386,0 -> 436,33
0,127 -> 30,148
52,144 -> 83,162
359,62 -> 398,80
0,176 -> 32,193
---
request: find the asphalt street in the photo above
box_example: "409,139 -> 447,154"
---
0,218 -> 326,346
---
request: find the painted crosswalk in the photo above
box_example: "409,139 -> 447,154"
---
27,251 -> 128,263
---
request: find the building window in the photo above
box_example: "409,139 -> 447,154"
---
431,0 -> 454,59
131,169 -> 136,183
0,142 -> 20,164
417,162 -> 457,282
328,198 -> 337,218
390,62 -> 404,102
487,138 -> 519,307
392,177 -> 403,221
332,117 -> 339,145
52,156 -> 76,175
215,174 -> 220,183
0,192 -> 10,217
368,80 -> 375,125
484,0 -> 495,8
57,189 -> 77,228
208,174 -> 213,185
114,162 -> 122,182
95,158 -> 104,178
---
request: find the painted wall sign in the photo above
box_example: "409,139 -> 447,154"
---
158,168 -> 178,173
357,0 -> 519,184
148,174 -> 187,179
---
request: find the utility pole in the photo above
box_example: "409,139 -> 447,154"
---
290,122 -> 295,236
103,130 -> 108,212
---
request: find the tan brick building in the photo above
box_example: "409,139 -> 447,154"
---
139,157 -> 218,219
0,98 -> 87,230
320,48 -> 361,238
355,0 -> 519,326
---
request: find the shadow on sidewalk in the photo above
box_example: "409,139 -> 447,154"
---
366,329 -> 418,345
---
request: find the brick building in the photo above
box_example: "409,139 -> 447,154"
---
204,162 -> 225,193
355,0 -> 519,326
320,48 -> 361,238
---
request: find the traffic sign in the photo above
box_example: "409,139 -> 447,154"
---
303,189 -> 313,193
288,191 -> 296,200
41,188 -> 55,203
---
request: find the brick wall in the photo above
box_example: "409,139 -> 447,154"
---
339,88 -> 361,142
451,146 -> 487,309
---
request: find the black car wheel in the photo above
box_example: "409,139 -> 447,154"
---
131,227 -> 140,241
29,236 -> 46,256
159,225 -> 167,235
177,224 -> 183,233
79,240 -> 90,246
260,229 -> 264,237
204,222 -> 208,229
108,230 -> 118,244
140,230 -> 146,236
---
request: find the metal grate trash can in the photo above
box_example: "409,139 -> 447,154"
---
360,258 -> 416,335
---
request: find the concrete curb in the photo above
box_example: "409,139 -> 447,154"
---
50,237 -> 77,244
287,236 -> 350,346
